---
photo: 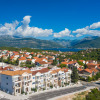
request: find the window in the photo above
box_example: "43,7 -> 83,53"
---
29,75 -> 31,79
6,89 -> 8,92
32,82 -> 35,84
6,83 -> 8,85
41,75 -> 43,77
33,77 -> 35,79
37,76 -> 39,79
6,77 -> 8,79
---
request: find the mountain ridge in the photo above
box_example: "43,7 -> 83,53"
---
0,35 -> 64,49
0,35 -> 100,49
52,36 -> 100,48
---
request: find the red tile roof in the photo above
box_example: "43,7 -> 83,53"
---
68,61 -> 77,64
61,62 -> 68,65
32,68 -> 50,75
87,63 -> 97,69
19,57 -> 26,61
78,68 -> 83,72
84,68 -> 93,74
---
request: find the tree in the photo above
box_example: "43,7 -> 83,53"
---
7,55 -> 10,64
87,76 -> 92,82
77,60 -> 84,66
0,56 -> 3,62
15,58 -> 19,65
71,67 -> 79,83
20,62 -> 25,67
26,60 -> 31,64
84,63 -> 88,69
86,88 -> 100,100
58,55 -> 65,64
59,64 -> 68,68
52,58 -> 57,65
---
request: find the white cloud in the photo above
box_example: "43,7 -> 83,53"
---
54,28 -> 73,37
90,22 -> 100,29
0,16 -> 73,38
0,16 -> 53,37
76,34 -> 82,37
21,16 -> 31,29
73,28 -> 87,34
0,20 -> 19,35
73,26 -> 100,37
16,26 -> 53,37
16,15 -> 53,37
2,16 -> 100,38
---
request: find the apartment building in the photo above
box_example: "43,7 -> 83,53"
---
0,70 -> 32,95
32,68 -> 50,91
0,66 -> 72,95
50,68 -> 71,88
31,67 -> 71,91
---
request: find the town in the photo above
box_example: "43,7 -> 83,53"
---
0,48 -> 100,99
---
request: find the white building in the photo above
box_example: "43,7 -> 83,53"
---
0,70 -> 32,95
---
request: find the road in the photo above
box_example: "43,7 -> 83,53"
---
28,80 -> 100,100
28,86 -> 86,100
81,80 -> 100,88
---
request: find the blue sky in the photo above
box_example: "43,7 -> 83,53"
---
0,0 -> 100,40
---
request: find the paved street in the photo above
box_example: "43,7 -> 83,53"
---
28,86 -> 86,100
81,80 -> 100,88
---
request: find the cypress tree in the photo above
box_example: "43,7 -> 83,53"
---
71,67 -> 79,83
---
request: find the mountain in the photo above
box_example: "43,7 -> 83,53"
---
0,35 -> 100,49
72,36 -> 100,48
52,38 -> 79,47
78,36 -> 98,42
0,35 -> 64,49
52,36 -> 100,49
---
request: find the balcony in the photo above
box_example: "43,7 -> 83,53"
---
15,77 -> 22,83
14,83 -> 21,88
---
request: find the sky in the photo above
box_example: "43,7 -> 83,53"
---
0,0 -> 100,40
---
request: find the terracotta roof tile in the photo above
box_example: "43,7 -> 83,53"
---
19,57 -> 26,60
32,68 -> 50,75
1,70 -> 32,76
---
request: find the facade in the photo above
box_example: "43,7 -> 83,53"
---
31,67 -> 71,91
0,70 -> 32,95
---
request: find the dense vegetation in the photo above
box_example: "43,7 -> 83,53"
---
58,64 -> 68,68
20,61 -> 35,68
86,88 -> 100,100
0,56 -> 19,66
73,88 -> 100,100
66,49 -> 100,62
0,47 -> 57,53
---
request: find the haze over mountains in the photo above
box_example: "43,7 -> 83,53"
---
0,35 -> 64,49
52,36 -> 99,48
0,35 -> 100,49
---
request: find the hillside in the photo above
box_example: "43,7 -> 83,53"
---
0,35 -> 64,49
72,37 -> 100,48
0,35 -> 100,49
52,38 -> 79,47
